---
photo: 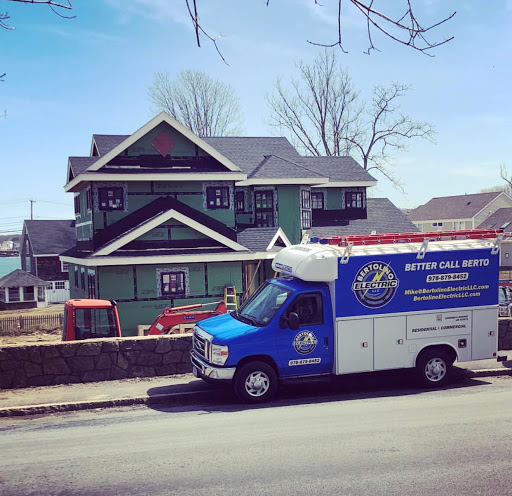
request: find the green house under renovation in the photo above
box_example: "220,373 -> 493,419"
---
61,112 -> 416,334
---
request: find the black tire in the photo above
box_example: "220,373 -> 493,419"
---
416,349 -> 452,387
234,361 -> 278,403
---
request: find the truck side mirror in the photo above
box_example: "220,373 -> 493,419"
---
288,312 -> 300,331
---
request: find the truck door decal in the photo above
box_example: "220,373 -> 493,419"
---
293,331 -> 318,355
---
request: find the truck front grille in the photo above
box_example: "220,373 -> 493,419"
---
193,328 -> 210,361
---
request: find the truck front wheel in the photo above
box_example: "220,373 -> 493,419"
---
416,349 -> 452,387
234,361 -> 278,403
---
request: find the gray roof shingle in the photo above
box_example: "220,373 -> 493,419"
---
297,156 -> 376,182
311,198 -> 419,237
93,134 -> 129,156
24,220 -> 76,255
249,155 -> 326,180
237,227 -> 284,251
202,137 -> 301,175
72,134 -> 374,186
69,157 -> 98,177
476,207 -> 512,230
0,269 -> 48,288
409,192 -> 505,221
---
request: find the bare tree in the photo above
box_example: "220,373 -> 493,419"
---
267,51 -> 435,190
499,164 -> 512,195
267,51 -> 360,157
1,0 -> 74,81
185,0 -> 455,63
148,70 -> 244,137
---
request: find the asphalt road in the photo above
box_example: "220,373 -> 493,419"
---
1,376 -> 511,496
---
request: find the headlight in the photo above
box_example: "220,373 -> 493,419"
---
210,344 -> 229,365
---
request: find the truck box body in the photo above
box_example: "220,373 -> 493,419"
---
190,233 -> 502,402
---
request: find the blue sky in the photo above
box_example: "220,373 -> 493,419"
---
1,0 -> 511,235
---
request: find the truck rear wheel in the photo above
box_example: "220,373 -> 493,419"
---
234,361 -> 278,403
416,349 -> 452,387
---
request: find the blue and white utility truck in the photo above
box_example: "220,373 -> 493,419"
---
190,230 -> 507,403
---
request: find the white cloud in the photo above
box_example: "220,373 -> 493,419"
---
449,163 -> 501,178
34,25 -> 125,44
105,0 -> 190,27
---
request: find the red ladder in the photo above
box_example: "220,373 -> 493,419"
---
310,229 -> 505,247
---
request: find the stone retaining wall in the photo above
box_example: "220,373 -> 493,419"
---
0,335 -> 192,390
1,321 -> 510,391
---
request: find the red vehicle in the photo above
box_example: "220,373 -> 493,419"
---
145,301 -> 227,335
62,299 -> 122,341
62,298 -> 227,340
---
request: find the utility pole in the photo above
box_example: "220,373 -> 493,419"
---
30,199 -> 36,220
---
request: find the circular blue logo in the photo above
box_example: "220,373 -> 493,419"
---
293,331 -> 318,355
352,261 -> 399,308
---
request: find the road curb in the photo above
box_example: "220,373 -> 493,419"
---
466,368 -> 512,378
0,389 -> 219,418
1,369 -> 510,417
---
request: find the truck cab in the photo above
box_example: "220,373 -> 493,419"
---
191,276 -> 334,401
62,299 -> 122,341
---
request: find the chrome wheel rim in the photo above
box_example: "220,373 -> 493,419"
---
425,358 -> 447,382
245,371 -> 270,397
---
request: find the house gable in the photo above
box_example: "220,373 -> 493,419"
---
86,112 -> 241,173
93,209 -> 247,256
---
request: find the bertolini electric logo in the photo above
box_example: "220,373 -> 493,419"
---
352,261 -> 399,308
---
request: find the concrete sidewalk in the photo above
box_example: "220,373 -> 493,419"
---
1,353 -> 510,417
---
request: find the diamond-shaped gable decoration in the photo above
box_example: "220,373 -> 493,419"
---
152,131 -> 176,157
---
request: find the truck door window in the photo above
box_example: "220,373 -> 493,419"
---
286,293 -> 323,326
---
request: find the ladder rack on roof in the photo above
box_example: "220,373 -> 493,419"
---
310,229 -> 505,247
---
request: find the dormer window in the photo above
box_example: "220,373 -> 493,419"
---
98,187 -> 124,211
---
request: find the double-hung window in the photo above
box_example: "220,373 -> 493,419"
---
235,190 -> 245,212
254,190 -> 274,227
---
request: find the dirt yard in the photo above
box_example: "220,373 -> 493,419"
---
0,304 -> 64,346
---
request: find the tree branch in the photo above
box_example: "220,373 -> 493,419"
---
184,1 -> 455,61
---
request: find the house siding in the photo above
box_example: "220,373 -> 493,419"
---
277,186 -> 301,244
69,260 -> 243,335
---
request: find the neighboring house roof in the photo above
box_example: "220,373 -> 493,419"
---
0,269 -> 48,288
476,207 -> 512,230
237,227 -> 291,252
409,192 -> 504,221
24,220 -> 76,255
311,198 -> 419,237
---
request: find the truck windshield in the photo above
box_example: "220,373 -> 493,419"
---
235,282 -> 291,327
75,307 -> 117,339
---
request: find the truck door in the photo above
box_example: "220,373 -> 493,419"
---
275,292 -> 333,377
